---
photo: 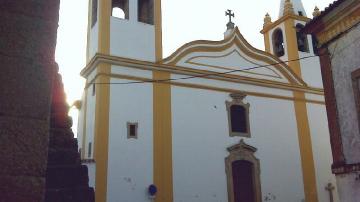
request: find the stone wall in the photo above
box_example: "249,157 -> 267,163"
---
0,1 -> 60,201
329,23 -> 360,164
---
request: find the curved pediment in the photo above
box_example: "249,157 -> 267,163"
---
162,28 -> 306,86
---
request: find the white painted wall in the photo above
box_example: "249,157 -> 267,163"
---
307,103 -> 339,202
84,82 -> 96,159
89,23 -> 99,60
77,92 -> 86,153
110,17 -> 155,62
171,86 -> 306,202
107,75 -> 154,202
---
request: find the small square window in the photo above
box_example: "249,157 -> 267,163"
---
127,122 -> 138,139
88,142 -> 92,158
92,84 -> 96,96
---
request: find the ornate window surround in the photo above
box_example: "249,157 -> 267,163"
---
225,139 -> 262,202
226,93 -> 251,137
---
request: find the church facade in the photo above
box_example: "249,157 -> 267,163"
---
77,0 -> 339,201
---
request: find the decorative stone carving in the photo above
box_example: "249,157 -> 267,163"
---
225,139 -> 262,202
226,93 -> 251,137
312,6 -> 321,17
283,0 -> 295,16
263,13 -> 272,27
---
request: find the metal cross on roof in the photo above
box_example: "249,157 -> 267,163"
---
225,9 -> 235,30
225,9 -> 235,23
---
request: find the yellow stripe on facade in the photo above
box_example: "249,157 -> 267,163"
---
285,17 -> 319,202
264,32 -> 271,53
94,0 -> 111,202
153,1 -> 174,201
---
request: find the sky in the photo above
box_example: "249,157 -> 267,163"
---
55,0 -> 334,133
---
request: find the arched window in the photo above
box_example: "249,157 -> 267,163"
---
112,7 -> 126,19
112,0 -> 129,19
138,0 -> 154,24
272,29 -> 285,57
226,140 -> 262,202
296,24 -> 309,52
226,93 -> 251,137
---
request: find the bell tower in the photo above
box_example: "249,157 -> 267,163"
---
86,0 -> 162,63
260,0 -> 322,88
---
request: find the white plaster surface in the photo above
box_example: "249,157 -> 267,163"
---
171,86 -> 306,202
111,65 -> 153,79
171,74 -> 294,98
329,24 -> 360,164
76,92 -> 86,152
110,17 -> 155,62
89,23 -> 99,60
107,78 -> 153,202
84,81 -> 96,159
307,103 -> 339,202
336,172 -> 360,202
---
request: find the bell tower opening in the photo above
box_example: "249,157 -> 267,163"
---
296,24 -> 309,52
272,29 -> 285,57
112,0 -> 129,19
138,0 -> 154,25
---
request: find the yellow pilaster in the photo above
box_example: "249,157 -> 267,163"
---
285,17 -> 318,202
153,0 -> 174,201
264,32 -> 271,53
94,0 -> 111,201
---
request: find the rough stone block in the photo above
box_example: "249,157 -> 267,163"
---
0,55 -> 54,120
46,165 -> 89,189
0,116 -> 49,177
0,11 -> 58,62
0,175 -> 45,202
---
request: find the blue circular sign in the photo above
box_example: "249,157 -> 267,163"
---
148,184 -> 157,196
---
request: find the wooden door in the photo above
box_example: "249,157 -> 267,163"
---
232,160 -> 255,202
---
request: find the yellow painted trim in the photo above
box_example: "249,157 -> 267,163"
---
82,57 -> 324,95
261,14 -> 310,34
185,49 -> 282,79
94,0 -> 111,202
284,17 -> 319,201
264,32 -> 271,53
284,18 -> 302,77
153,2 -> 173,200
162,28 -> 306,86
293,92 -> 319,202
153,71 -> 174,202
87,73 -> 326,105
81,88 -> 89,159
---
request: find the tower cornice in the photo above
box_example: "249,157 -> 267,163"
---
260,14 -> 310,34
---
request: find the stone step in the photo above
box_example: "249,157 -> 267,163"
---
44,187 -> 95,202
47,148 -> 80,165
45,165 -> 89,189
50,114 -> 73,129
49,128 -> 77,149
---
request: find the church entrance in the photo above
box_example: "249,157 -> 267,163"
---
226,140 -> 261,202
232,160 -> 255,202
